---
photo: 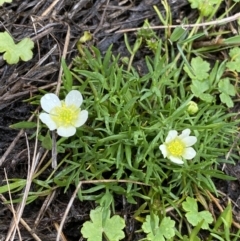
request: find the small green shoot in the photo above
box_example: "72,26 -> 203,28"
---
0,31 -> 34,64
81,206 -> 125,241
182,197 -> 213,230
142,214 -> 175,241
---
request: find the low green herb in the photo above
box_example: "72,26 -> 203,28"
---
81,206 -> 125,241
0,31 -> 34,64
182,197 -> 213,229
142,214 -> 175,241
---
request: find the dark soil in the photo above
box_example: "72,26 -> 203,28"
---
0,0 -> 240,240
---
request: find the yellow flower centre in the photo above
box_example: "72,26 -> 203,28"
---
50,103 -> 80,127
167,139 -> 185,156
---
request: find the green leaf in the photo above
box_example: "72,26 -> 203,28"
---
0,31 -> 34,64
41,131 -> 52,150
170,27 -> 187,42
219,93 -> 234,108
199,93 -> 214,103
142,214 -> 175,241
61,58 -> 73,92
9,121 -> 37,129
182,196 -> 198,213
0,179 -> 26,194
182,197 -> 213,230
0,0 -> 12,6
218,78 -> 235,107
188,0 -> 222,17
190,80 -> 214,103
223,35 -> 240,45
191,79 -> 209,92
191,56 -> 210,81
81,206 -> 125,241
214,202 -> 232,230
226,47 -> 240,72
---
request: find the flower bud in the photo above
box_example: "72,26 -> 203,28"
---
187,101 -> 198,115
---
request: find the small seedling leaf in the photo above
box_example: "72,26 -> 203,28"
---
182,196 -> 198,213
142,214 -> 175,241
182,197 -> 213,230
0,31 -> 34,64
199,211 -> 214,229
81,206 -> 125,241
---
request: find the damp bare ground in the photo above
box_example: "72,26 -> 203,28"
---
0,0 -> 240,240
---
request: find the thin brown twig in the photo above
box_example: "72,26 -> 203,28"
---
41,0 -> 61,17
4,169 -> 22,241
55,23 -> 70,95
56,181 -> 82,241
0,194 -> 41,241
116,12 -> 240,33
0,107 -> 39,166
7,133 -> 33,241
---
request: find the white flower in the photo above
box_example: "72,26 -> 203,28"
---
159,129 -> 197,164
39,90 -> 88,137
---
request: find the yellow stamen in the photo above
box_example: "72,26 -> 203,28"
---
167,139 -> 185,156
50,103 -> 80,127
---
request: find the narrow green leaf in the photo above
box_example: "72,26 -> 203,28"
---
41,131 -> 52,150
61,58 -> 73,92
10,121 -> 37,129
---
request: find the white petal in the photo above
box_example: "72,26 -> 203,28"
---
179,128 -> 191,139
159,144 -> 168,158
39,113 -> 57,130
65,90 -> 83,108
182,147 -> 196,159
168,155 -> 184,164
165,130 -> 178,143
75,110 -> 88,127
181,136 -> 197,147
41,93 -> 61,113
57,126 -> 76,137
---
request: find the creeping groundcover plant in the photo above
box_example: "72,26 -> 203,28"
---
159,129 -> 197,164
39,90 -> 88,137
6,2 -> 240,240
